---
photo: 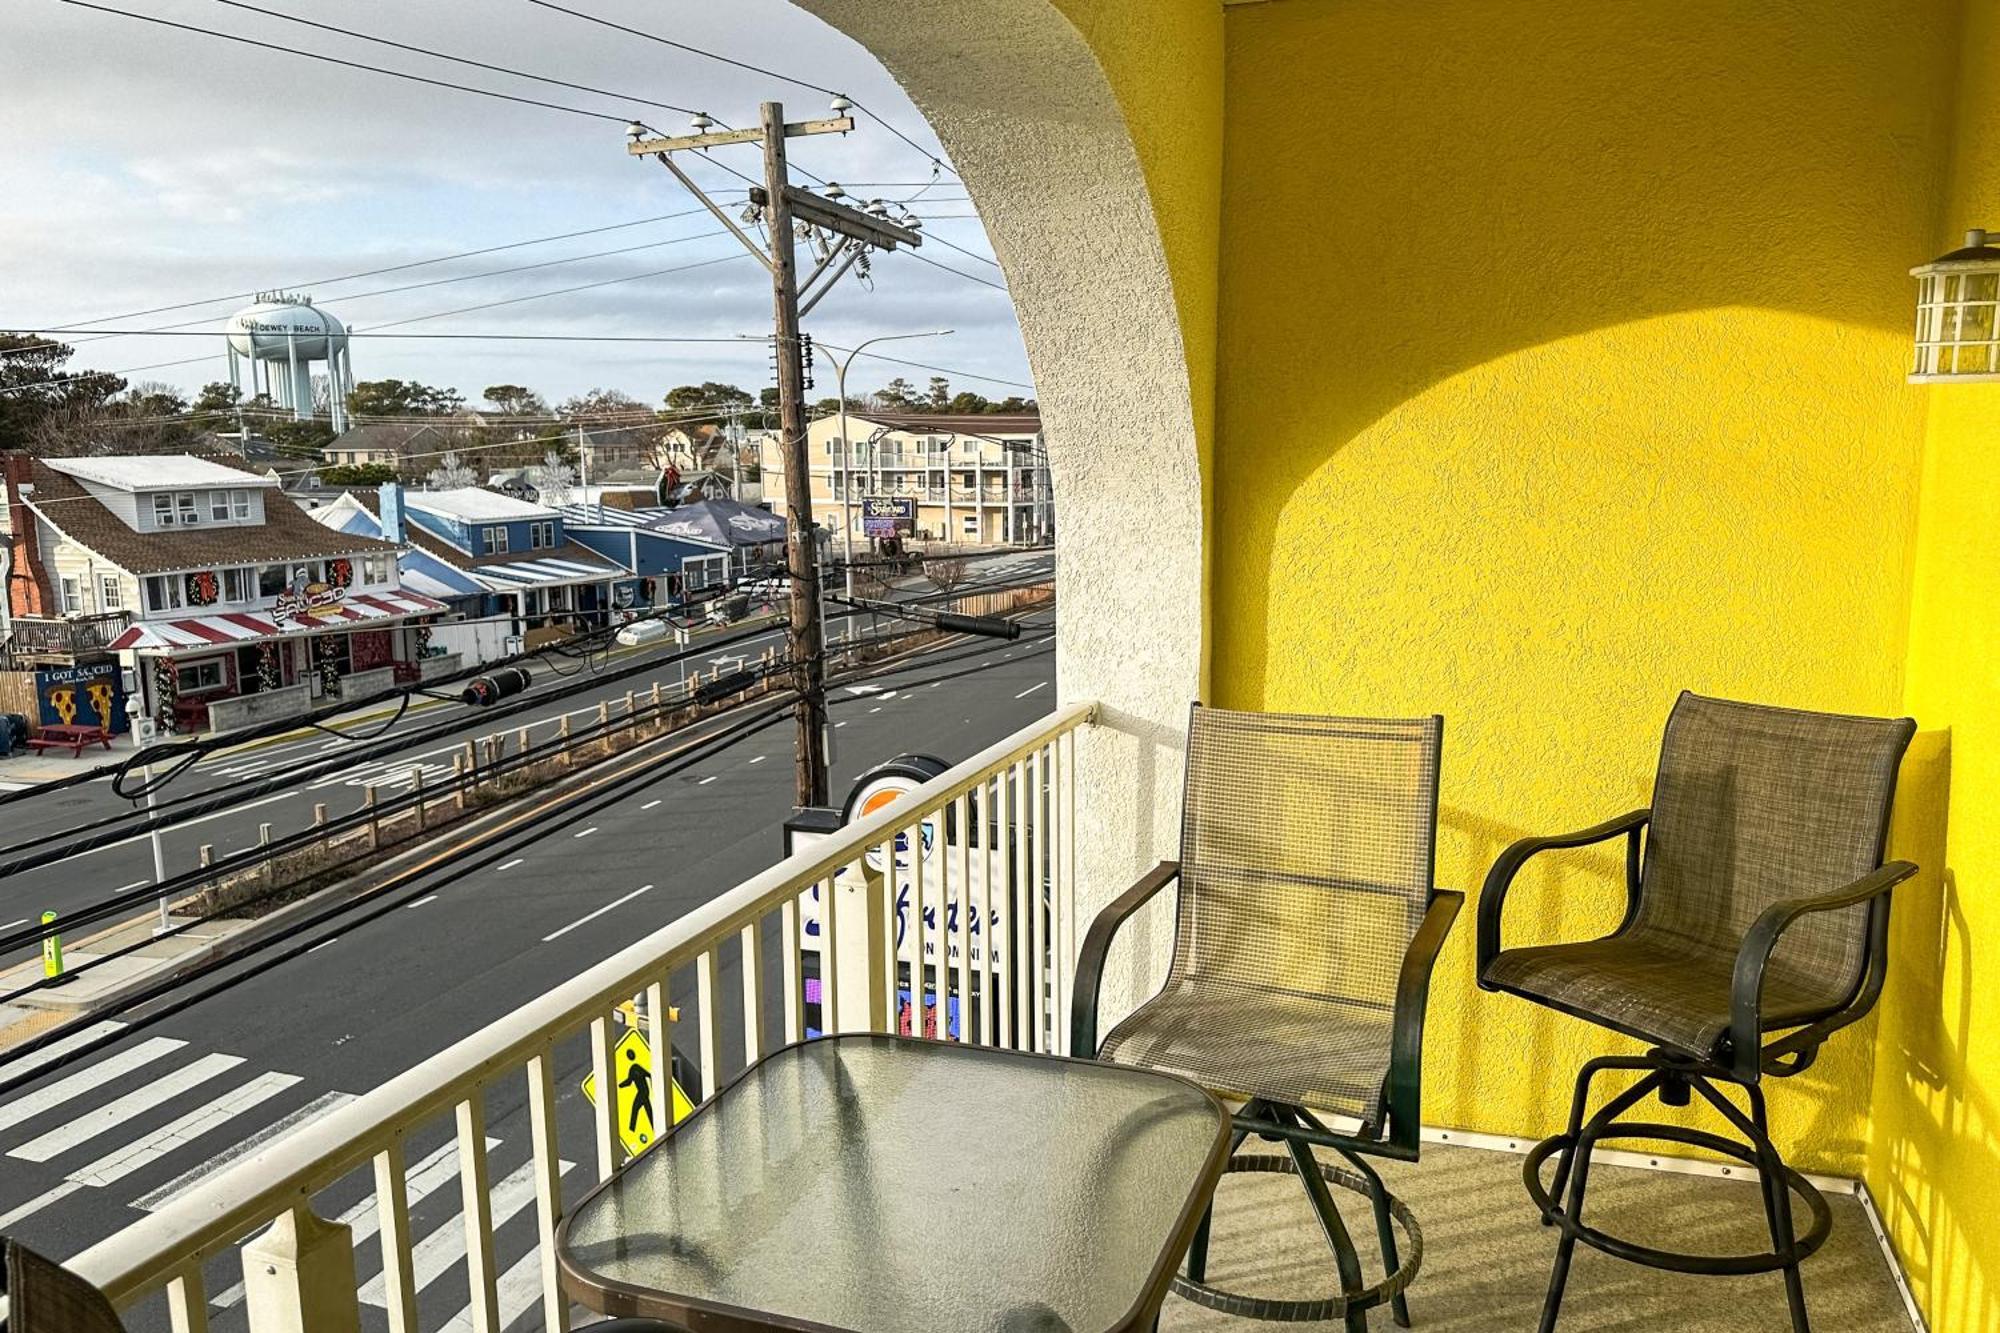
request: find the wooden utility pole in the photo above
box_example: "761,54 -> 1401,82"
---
762,101 -> 828,808
627,100 -> 921,810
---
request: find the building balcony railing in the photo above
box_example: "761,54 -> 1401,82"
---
0,610 -> 132,665
58,703 -> 1093,1332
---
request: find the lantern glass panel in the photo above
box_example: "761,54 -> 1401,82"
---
1945,273 -> 1963,303
1969,272 -> 2000,303
1960,302 -> 1996,347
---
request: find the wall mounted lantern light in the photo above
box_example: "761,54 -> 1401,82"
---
1911,228 -> 2000,381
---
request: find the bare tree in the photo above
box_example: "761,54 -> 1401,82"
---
927,550 -> 970,596
426,450 -> 478,490
532,449 -> 577,506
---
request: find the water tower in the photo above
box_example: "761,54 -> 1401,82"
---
225,293 -> 355,432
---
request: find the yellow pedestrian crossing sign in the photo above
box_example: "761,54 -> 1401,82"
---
582,1029 -> 694,1157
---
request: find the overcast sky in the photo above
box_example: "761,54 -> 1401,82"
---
0,0 -> 1028,411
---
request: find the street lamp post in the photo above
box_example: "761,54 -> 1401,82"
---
833,331 -> 953,602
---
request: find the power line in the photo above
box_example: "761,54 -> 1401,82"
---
922,233 -> 1001,270
2,328 -> 758,344
522,0 -> 953,177
813,342 -> 1034,392
0,250 -> 760,395
198,0 -> 704,116
901,250 -> 1009,293
58,0 -> 635,124
26,207 -> 730,336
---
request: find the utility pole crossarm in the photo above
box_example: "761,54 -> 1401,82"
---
748,185 -> 922,251
625,115 -> 853,157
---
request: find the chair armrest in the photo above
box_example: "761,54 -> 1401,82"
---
1069,861 -> 1181,1058
1383,889 -> 1465,1151
1726,859 -> 1916,1081
1476,807 -> 1650,984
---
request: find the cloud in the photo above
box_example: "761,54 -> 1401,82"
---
1,0 -> 1028,406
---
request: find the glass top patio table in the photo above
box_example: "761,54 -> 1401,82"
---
556,1034 -> 1231,1333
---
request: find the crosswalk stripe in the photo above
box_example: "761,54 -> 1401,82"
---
67,1071 -> 301,1187
0,1036 -> 186,1135
0,1020 -> 128,1083
9,1052 -> 243,1162
443,1240 -> 556,1333
135,1089 -> 354,1212
0,1180 -> 83,1231
210,1135 -> 493,1309
358,1158 -> 553,1308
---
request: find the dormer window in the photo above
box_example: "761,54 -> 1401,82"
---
177,492 -> 200,525
153,494 -> 174,527
530,521 -> 554,550
483,526 -> 509,555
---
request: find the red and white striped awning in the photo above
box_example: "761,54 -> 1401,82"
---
107,591 -> 449,653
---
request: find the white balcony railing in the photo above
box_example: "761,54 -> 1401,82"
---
55,701 -> 1094,1332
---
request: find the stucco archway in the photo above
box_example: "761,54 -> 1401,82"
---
794,0 -> 1208,1016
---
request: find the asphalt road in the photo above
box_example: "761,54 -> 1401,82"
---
0,551 -> 1052,971
0,610 -> 1057,1331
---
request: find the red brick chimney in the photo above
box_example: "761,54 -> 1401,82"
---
3,453 -> 56,619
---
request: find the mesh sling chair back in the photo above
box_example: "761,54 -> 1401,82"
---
1476,691 -> 1917,1333
1072,706 -> 1462,1330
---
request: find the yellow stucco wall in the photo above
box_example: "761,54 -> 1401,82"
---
1876,0 -> 2000,1325
1209,0 -> 1958,1171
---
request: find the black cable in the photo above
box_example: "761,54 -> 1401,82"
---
523,0 -> 952,177
58,0 -> 637,123
923,233 -> 1002,270
902,249 -> 1009,293
25,208 -> 723,335
0,700 -> 797,1090
200,0 -> 703,115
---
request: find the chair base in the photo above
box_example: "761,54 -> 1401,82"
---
1526,1052 -> 1835,1333
1172,1153 -> 1423,1327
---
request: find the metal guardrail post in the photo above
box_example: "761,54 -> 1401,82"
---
241,1206 -> 361,1333
363,786 -> 379,851
412,769 -> 426,831
452,755 -> 467,812
259,823 -> 273,888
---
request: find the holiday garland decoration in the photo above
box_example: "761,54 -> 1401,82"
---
328,558 -> 353,589
257,641 -> 282,692
153,656 -> 178,733
415,621 -> 434,658
317,637 -> 342,699
184,570 -> 219,607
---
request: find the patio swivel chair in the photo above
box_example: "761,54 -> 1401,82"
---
1477,692 -> 1916,1333
1072,705 -> 1462,1330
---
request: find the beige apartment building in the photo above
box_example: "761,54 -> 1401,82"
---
761,411 -> 1050,546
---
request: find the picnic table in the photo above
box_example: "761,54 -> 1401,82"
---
25,724 -> 114,758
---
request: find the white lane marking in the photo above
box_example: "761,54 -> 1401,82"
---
0,1020 -> 127,1084
641,799 -> 662,811
573,826 -> 598,839
748,755 -> 766,764
358,1157 -> 557,1307
116,879 -> 150,892
0,1180 -> 82,1230
137,1089 -> 355,1211
10,1052 -> 245,1161
73,791 -> 298,863
844,684 -> 883,696
543,885 -> 653,942
868,707 -> 882,714
0,1036 -> 185,1134
68,1071 -> 301,1187
498,858 -> 525,871
211,1131 -> 479,1307
308,939 -> 337,953
1015,682 -> 1049,699
406,894 -> 438,909
697,775 -> 718,785
834,721 -> 848,728
930,682 -> 943,688
0,917 -> 27,932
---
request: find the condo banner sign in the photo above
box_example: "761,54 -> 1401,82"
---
861,496 -> 915,537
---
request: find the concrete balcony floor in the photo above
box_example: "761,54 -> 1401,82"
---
1163,1142 -> 1909,1332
